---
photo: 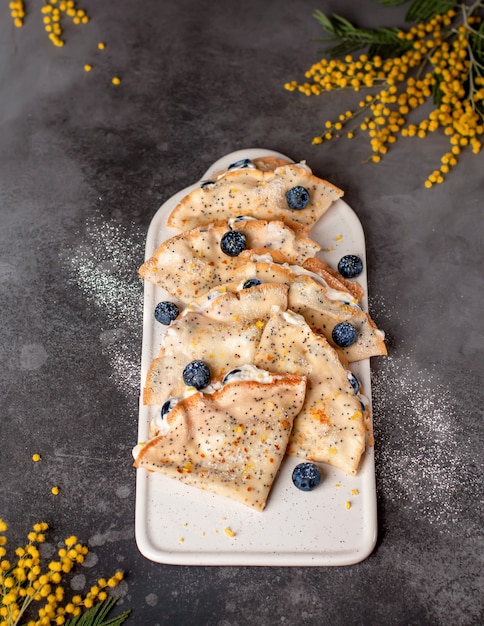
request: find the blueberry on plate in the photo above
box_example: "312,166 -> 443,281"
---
154,301 -> 179,325
182,360 -> 211,390
292,462 -> 321,491
222,368 -> 242,384
220,230 -> 247,256
286,186 -> 310,210
243,278 -> 262,289
161,398 -> 178,419
338,254 -> 363,278
332,322 -> 358,347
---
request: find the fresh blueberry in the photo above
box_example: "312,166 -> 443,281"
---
154,301 -> 179,325
347,372 -> 360,394
332,322 -> 358,347
286,186 -> 310,210
292,463 -> 321,491
161,398 -> 178,419
222,368 -> 242,385
201,180 -> 215,189
243,278 -> 262,289
220,230 -> 247,256
338,255 -> 363,278
227,158 -> 254,171
182,360 -> 211,390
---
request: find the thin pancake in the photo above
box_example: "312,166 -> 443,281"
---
143,283 -> 288,405
167,164 -> 343,232
139,219 -> 321,302
229,261 -> 387,361
134,373 -> 307,511
254,307 -> 371,475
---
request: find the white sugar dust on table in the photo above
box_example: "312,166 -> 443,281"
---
62,216 -> 144,396
372,353 -> 480,531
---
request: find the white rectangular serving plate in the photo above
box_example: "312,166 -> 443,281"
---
135,148 -> 378,566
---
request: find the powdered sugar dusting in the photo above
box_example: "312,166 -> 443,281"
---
372,353 -> 479,531
63,214 -> 145,395
107,349 -> 141,394
67,218 -> 144,327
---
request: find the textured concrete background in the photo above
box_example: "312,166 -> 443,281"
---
0,0 -> 482,624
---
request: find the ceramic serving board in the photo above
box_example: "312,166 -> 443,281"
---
134,148 -> 377,566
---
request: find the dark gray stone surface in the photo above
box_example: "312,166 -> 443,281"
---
0,1 -> 482,624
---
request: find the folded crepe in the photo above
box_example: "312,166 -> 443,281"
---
134,371 -> 307,511
143,283 -> 289,406
167,163 -> 343,233
223,260 -> 387,361
254,307 -> 371,475
139,219 -> 321,302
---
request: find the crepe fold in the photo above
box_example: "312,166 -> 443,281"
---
167,163 -> 343,232
139,219 -> 321,302
134,374 -> 307,511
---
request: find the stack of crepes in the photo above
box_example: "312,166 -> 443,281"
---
133,156 -> 387,511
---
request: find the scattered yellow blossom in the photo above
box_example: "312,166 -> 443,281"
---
0,519 -> 129,625
9,1 -> 25,27
286,6 -> 484,188
51,486 -> 60,495
11,0 -> 90,48
111,77 -> 121,86
31,454 -> 41,462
